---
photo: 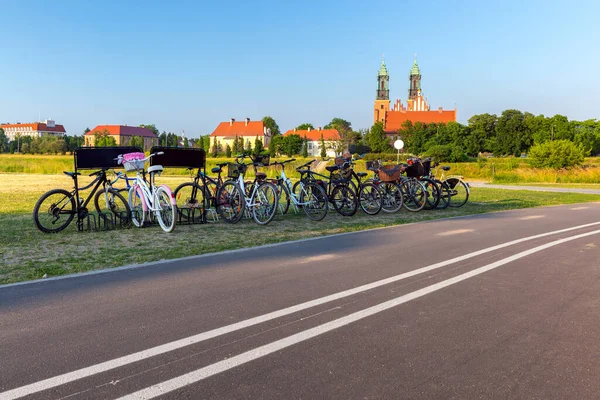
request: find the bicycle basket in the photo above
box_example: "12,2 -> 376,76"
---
406,162 -> 425,178
334,156 -> 350,166
253,154 -> 270,166
227,163 -> 247,179
379,165 -> 401,182
121,152 -> 146,172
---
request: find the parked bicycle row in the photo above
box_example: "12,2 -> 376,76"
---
32,146 -> 470,233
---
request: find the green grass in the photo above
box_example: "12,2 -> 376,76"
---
1,171 -> 599,284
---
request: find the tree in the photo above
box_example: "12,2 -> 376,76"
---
262,116 -> 280,136
225,144 -> 232,158
94,130 -> 117,147
211,136 -> 218,157
366,122 -> 392,153
129,136 -> 144,149
159,132 -> 167,146
528,140 -> 584,168
253,136 -> 264,156
0,128 -> 8,153
245,139 -> 252,153
319,133 -> 327,159
183,137 -> 189,148
494,109 -> 529,156
139,124 -> 160,137
269,135 -> 283,157
232,134 -> 240,154
281,134 -> 303,157
302,136 -> 309,158
296,123 -> 314,130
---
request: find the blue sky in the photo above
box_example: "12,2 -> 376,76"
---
0,0 -> 598,137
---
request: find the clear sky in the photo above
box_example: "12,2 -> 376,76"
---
0,0 -> 598,137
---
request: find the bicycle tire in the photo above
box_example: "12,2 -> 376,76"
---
445,178 -> 469,207
173,182 -> 205,223
251,182 -> 279,225
216,180 -> 245,224
401,179 -> 426,212
435,179 -> 451,209
299,182 -> 328,221
155,187 -> 177,232
128,186 -> 146,228
277,182 -> 291,215
420,178 -> 441,210
331,184 -> 358,217
33,188 -> 76,233
358,183 -> 383,215
380,182 -> 404,213
94,188 -> 131,227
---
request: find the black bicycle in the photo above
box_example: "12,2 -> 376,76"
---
33,168 -> 131,233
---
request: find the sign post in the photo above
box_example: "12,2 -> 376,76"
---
394,139 -> 404,165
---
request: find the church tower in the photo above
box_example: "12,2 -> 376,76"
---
408,57 -> 421,100
374,58 -> 391,125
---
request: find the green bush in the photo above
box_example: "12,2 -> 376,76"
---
528,140 -> 585,168
424,145 -> 468,162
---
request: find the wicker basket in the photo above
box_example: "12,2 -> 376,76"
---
121,152 -> 146,172
227,163 -> 247,179
379,165 -> 401,182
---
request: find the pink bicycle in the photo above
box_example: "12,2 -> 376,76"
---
118,151 -> 177,233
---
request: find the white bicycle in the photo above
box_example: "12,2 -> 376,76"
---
216,154 -> 279,225
118,151 -> 178,233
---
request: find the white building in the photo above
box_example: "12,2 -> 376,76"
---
1,120 -> 66,141
283,127 -> 340,157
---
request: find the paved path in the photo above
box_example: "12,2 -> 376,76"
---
2,204 -> 600,399
470,181 -> 600,195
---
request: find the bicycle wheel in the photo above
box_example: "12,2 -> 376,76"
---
33,189 -> 76,233
299,182 -> 328,221
445,178 -> 469,207
128,186 -> 146,228
420,178 -> 440,210
401,179 -> 426,212
331,184 -> 358,217
380,182 -> 404,213
435,179 -> 451,209
94,189 -> 131,228
358,183 -> 383,215
251,182 -> 279,225
216,180 -> 245,224
155,187 -> 177,232
174,182 -> 205,223
277,182 -> 291,215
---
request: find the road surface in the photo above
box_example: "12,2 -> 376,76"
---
2,203 -> 600,399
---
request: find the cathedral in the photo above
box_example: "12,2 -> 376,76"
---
374,57 -> 456,134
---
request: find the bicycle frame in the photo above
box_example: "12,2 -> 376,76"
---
278,166 -> 314,207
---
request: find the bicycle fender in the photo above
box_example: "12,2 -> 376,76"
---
159,185 -> 177,205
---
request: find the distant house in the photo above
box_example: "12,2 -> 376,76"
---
1,120 -> 66,141
283,127 -> 340,157
209,118 -> 271,151
84,125 -> 158,150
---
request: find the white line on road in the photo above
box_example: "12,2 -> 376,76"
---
571,206 -> 590,210
2,221 -> 600,400
119,228 -> 600,399
437,229 -> 474,236
519,215 -> 545,220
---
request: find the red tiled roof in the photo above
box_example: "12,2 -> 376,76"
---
283,129 -> 340,141
384,109 -> 457,133
85,125 -> 157,138
1,122 -> 66,133
210,121 -> 265,137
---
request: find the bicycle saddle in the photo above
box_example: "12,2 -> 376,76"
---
441,166 -> 451,171
148,165 -> 163,174
256,172 -> 267,179
211,167 -> 222,173
325,166 -> 338,172
357,172 -> 368,178
63,171 -> 81,179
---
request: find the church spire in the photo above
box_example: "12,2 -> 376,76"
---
408,55 -> 421,100
376,56 -> 389,100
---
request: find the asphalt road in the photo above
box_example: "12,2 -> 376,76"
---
2,203 -> 600,399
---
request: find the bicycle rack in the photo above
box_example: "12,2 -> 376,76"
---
76,214 -> 97,232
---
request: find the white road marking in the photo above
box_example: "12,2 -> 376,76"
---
437,229 -> 474,236
571,206 -> 589,210
519,215 -> 545,220
119,228 -> 600,399
300,254 -> 336,263
3,221 -> 600,400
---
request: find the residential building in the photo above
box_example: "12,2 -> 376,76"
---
374,58 -> 456,134
209,118 -> 271,151
1,120 -> 66,141
283,127 -> 340,157
84,125 -> 158,150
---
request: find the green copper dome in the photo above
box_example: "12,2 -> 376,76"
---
378,58 -> 388,76
410,58 -> 420,76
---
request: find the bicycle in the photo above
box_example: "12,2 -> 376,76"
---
33,168 -> 131,233
431,162 -> 470,207
366,160 -> 404,213
216,154 -> 279,225
118,151 -> 177,233
345,156 -> 383,216
271,158 -> 328,220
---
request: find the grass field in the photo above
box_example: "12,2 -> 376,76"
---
1,172 -> 599,285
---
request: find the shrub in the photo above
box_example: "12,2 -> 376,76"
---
528,140 -> 585,169
424,145 -> 468,162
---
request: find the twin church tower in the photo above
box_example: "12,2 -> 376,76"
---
374,57 -> 456,134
